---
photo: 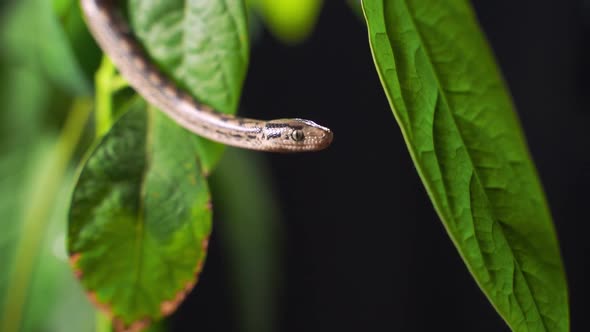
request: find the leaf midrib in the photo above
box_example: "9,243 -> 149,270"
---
130,108 -> 152,318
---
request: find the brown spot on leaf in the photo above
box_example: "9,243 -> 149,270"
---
87,291 -> 115,318
160,245 -> 210,316
113,317 -> 151,332
69,253 -> 81,265
70,254 -> 154,332
160,289 -> 188,316
86,291 -> 153,332
69,253 -> 83,278
160,278 -> 200,316
195,241 -> 209,274
196,259 -> 204,274
185,279 -> 197,292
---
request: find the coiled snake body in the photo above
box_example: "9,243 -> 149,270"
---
81,0 -> 333,152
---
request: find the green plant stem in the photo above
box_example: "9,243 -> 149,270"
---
110,75 -> 129,92
0,97 -> 93,332
95,56 -> 129,138
95,312 -> 112,332
93,55 -> 132,331
93,55 -> 131,332
95,56 -> 116,137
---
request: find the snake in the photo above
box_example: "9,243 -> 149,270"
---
80,0 -> 333,152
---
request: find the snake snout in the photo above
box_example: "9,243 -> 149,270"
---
313,128 -> 333,151
323,129 -> 333,144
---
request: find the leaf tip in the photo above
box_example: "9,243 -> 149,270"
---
159,280 -> 196,316
159,240 -> 209,316
113,317 -> 151,332
88,290 -> 152,332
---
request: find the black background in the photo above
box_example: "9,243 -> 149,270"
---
171,1 -> 589,331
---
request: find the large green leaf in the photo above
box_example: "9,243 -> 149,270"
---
362,1 -> 568,331
68,1 -> 249,327
128,0 -> 250,171
68,101 -> 212,328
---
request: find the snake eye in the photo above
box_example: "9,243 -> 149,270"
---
291,130 -> 305,142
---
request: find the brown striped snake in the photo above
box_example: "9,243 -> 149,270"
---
80,0 -> 333,152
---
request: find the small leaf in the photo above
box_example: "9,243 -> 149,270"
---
362,1 -> 569,331
68,100 -> 212,328
128,0 -> 250,171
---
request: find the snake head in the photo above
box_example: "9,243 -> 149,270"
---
262,118 -> 333,152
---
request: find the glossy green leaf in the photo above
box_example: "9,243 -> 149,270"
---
248,0 -> 323,44
362,1 -> 569,331
128,0 -> 250,171
68,101 -> 212,328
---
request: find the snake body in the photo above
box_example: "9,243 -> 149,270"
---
81,0 -> 333,152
